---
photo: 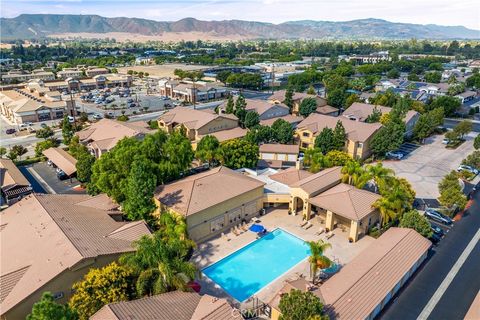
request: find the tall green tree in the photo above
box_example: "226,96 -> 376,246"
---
341,161 -> 370,189
365,107 -> 382,123
36,126 -> 54,139
307,240 -> 332,282
0,146 -> 6,158
195,135 -> 220,166
278,290 -> 329,320
76,150 -> 95,184
284,86 -> 294,113
271,118 -> 294,144
225,95 -> 234,114
122,158 -> 157,222
399,210 -> 433,238
11,145 -> 27,160
218,139 -> 258,169
371,119 -> 405,157
244,111 -> 260,129
299,97 -> 317,117
314,128 -> 335,154
28,292 -> 78,320
332,120 -> 346,150
62,115 -> 74,144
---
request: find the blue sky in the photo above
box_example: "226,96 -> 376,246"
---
2,0 -> 479,30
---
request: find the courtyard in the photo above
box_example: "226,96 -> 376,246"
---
192,207 -> 375,307
383,133 -> 476,200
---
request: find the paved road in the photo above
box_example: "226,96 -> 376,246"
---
380,193 -> 480,320
445,118 -> 480,132
0,131 -> 62,148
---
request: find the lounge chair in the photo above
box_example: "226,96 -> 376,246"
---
231,227 -> 239,236
241,223 -> 249,232
316,227 -> 325,235
236,225 -> 243,234
299,220 -> 308,227
221,232 -> 230,241
325,232 -> 334,240
303,222 -> 313,230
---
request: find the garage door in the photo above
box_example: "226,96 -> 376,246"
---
262,153 -> 274,160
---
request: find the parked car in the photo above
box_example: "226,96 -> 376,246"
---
57,170 -> 68,180
47,159 -> 53,166
429,232 -> 442,244
40,123 -> 48,128
126,98 -> 134,103
424,208 -> 453,225
442,138 -> 450,145
5,128 -> 16,134
93,114 -> 102,120
457,165 -> 479,175
67,116 -> 75,123
430,224 -> 445,237
386,151 -> 404,160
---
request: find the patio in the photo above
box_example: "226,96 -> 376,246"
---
192,207 -> 375,306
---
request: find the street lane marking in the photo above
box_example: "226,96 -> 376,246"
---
26,166 -> 57,194
417,228 -> 480,320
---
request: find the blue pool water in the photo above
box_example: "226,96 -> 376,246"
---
203,228 -> 310,302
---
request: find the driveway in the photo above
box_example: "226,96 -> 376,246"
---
20,162 -> 86,194
383,133 -> 476,200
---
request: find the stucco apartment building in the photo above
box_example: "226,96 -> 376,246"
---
158,107 -> 239,143
219,97 -> 290,121
91,291 -> 236,320
1,70 -> 56,84
0,159 -> 32,206
158,79 -> 228,103
0,87 -> 75,124
154,166 -> 265,242
296,113 -> 382,159
269,90 -> 328,116
269,227 -> 431,320
344,102 -> 420,137
0,194 -> 151,320
76,118 -> 153,158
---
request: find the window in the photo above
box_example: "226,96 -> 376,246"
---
302,132 -> 309,137
302,143 -> 309,148
357,142 -> 364,148
52,292 -> 64,300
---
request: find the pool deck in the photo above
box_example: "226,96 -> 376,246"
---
192,207 -> 375,307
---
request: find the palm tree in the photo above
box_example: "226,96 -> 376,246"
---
366,162 -> 394,193
307,240 -> 332,283
341,161 -> 371,189
120,231 -> 198,297
373,196 -> 398,227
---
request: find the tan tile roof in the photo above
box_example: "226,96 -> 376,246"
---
319,228 -> 431,320
297,113 -> 382,142
270,90 -> 316,102
155,166 -> 265,217
0,194 -> 151,316
244,98 -> 288,116
0,89 -> 68,113
309,183 -> 381,220
91,292 -> 236,320
198,127 -> 247,143
76,119 -> 152,152
0,159 -> 30,188
260,114 -> 304,127
269,167 -> 313,186
42,147 -> 77,176
268,278 -> 313,311
75,193 -> 120,211
316,105 -> 339,115
290,166 -> 342,196
259,143 -> 299,154
159,107 -> 237,130
346,102 -> 418,124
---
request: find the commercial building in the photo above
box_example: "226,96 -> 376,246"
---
158,107 -> 239,142
344,102 -> 419,137
1,70 -> 56,84
0,194 -> 151,319
296,113 -> 382,159
0,159 -> 32,206
57,68 -> 83,79
154,166 -> 265,242
158,79 -> 228,103
84,67 -> 109,77
0,86 -> 75,124
269,227 -> 431,320
91,291 -> 236,320
44,74 -> 132,92
76,119 -> 153,158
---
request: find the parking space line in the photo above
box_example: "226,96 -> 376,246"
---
26,167 -> 57,194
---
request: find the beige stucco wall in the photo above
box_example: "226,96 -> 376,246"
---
1,254 -> 123,320
195,118 -> 238,138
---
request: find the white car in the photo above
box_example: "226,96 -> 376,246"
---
457,165 -> 479,175
93,114 -> 102,120
386,151 -> 404,160
67,116 -> 75,123
442,138 -> 450,145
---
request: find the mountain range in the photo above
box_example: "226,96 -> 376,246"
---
1,14 -> 479,40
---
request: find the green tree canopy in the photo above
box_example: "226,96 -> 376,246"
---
371,119 -> 406,157
76,149 -> 96,184
299,97 -> 318,117
365,107 -> 382,123
244,111 -> 260,129
284,86 -> 294,113
271,118 -> 294,144
427,96 -> 461,116
399,210 -> 433,238
332,120 -> 346,150
218,138 -> 259,169
314,128 -> 336,154
36,126 -> 54,139
195,135 -> 220,166
225,95 -> 234,114
28,292 -> 78,320
424,71 -> 442,83
62,115 -> 74,144
278,289 -> 329,320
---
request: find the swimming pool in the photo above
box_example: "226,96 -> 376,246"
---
202,228 -> 310,302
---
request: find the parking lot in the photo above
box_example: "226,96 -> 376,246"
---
383,133 -> 476,199
20,162 -> 85,194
